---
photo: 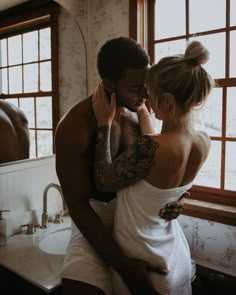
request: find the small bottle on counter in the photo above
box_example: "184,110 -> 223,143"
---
0,209 -> 10,247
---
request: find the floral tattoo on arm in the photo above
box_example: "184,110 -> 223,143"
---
94,125 -> 159,191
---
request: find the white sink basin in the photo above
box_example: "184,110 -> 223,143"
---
39,227 -> 71,255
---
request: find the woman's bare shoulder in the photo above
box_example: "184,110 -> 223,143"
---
195,130 -> 211,154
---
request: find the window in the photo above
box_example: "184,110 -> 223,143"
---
0,1 -> 59,159
130,0 -> 236,224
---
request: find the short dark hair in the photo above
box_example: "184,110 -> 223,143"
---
97,37 -> 149,81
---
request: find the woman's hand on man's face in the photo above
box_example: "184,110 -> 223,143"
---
92,82 -> 116,126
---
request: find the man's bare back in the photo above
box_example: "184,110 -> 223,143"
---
0,100 -> 30,164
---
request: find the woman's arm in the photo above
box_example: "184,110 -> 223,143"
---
92,82 -> 188,219
92,82 -> 159,191
95,128 -> 159,191
137,100 -> 155,135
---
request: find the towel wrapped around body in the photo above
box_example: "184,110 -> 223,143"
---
112,179 -> 193,295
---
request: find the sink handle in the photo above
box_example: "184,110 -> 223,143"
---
21,224 -> 39,234
54,211 -> 63,224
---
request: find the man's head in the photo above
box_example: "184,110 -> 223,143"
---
97,37 -> 150,112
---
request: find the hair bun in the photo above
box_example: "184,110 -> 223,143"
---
184,41 -> 209,66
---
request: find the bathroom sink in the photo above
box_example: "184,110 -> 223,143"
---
39,227 -> 71,255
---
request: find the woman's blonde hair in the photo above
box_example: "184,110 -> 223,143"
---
145,41 -> 215,114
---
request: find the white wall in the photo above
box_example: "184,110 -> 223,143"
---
58,7 -> 87,117
179,215 -> 236,277
56,0 -> 129,116
0,156 -> 62,236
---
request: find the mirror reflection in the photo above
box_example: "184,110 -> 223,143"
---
0,99 -> 30,164
0,6 -> 56,163
0,0 -> 87,165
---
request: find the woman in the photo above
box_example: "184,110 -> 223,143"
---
92,41 -> 214,295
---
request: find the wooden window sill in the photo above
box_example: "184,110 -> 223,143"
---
182,199 -> 236,226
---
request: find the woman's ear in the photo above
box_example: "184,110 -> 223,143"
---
103,79 -> 115,97
162,93 -> 176,117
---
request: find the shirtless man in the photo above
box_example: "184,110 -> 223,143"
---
55,37 -> 187,295
0,99 -> 30,164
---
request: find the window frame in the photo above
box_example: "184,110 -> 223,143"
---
129,0 -> 236,226
0,0 -> 59,158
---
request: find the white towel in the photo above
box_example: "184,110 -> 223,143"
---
112,180 -> 193,295
60,199 -> 116,295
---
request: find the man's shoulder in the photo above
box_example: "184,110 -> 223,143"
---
58,96 -> 93,128
55,96 -> 95,154
0,100 -> 28,126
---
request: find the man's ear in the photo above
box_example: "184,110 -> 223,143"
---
103,79 -> 115,96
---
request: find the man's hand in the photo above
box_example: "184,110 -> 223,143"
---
159,191 -> 190,220
118,257 -> 167,295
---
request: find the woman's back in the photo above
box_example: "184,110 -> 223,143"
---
144,128 -> 211,190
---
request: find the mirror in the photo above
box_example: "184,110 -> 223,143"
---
0,0 -> 87,165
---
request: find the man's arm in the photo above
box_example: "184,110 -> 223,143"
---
56,153 -> 126,265
55,122 -> 128,267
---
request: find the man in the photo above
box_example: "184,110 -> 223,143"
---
55,37 -> 186,295
0,99 -> 30,164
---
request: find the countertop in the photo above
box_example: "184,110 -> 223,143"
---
0,215 -> 71,293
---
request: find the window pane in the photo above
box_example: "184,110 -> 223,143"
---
24,63 -> 38,93
29,130 -> 36,158
194,140 -> 221,188
19,97 -> 35,129
155,0 -> 185,39
9,66 -> 22,94
191,33 -> 225,79
225,142 -> 236,191
1,68 -> 8,94
194,88 -> 222,137
154,39 -> 186,63
0,39 -> 7,67
230,31 -> 236,77
231,0 -> 236,26
189,0 -> 225,33
226,88 -> 236,137
5,98 -> 18,107
8,35 -> 22,66
40,28 -> 51,60
37,130 -> 53,157
36,96 -> 52,128
40,61 -> 51,91
23,31 -> 38,63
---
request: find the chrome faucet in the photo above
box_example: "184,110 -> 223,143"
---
41,183 -> 66,228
